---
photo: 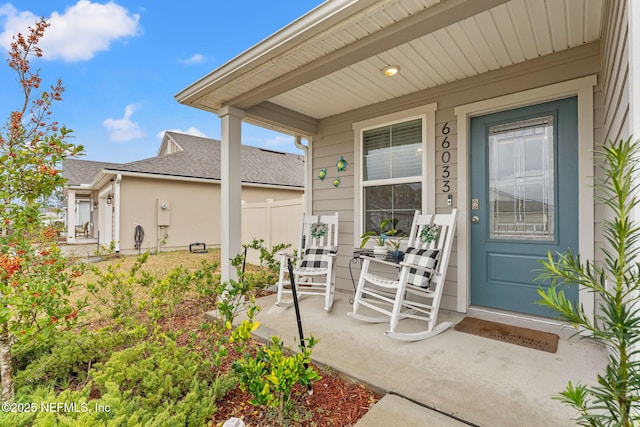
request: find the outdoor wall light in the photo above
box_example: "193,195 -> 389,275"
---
382,65 -> 400,77
106,194 -> 113,206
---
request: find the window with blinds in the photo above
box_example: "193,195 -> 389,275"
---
363,118 -> 422,181
361,118 -> 423,236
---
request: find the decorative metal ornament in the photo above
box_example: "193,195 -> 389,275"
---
336,156 -> 348,172
318,168 -> 327,181
333,177 -> 341,188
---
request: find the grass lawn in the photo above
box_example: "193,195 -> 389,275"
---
71,249 -> 222,323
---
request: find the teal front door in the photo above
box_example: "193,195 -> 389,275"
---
470,97 -> 579,317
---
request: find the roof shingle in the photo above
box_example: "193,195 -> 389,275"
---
62,132 -> 304,188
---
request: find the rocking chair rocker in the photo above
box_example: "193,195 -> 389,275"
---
275,212 -> 339,311
348,209 -> 457,341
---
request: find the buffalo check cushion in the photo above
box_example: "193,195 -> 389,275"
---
403,247 -> 440,289
300,246 -> 338,269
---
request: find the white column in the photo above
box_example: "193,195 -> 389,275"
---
628,0 -> 640,359
66,190 -> 76,243
218,106 -> 245,282
114,174 -> 122,253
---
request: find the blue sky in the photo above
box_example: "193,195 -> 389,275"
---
0,1 -> 323,162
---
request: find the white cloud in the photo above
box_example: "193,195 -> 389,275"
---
178,53 -> 205,65
157,127 -> 207,140
0,1 -> 140,61
103,104 -> 144,142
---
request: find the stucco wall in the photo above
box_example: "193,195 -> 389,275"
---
311,42 -> 602,312
116,177 -> 303,253
118,177 -> 220,253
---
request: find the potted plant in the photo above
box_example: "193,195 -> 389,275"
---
386,236 -> 406,262
360,218 -> 398,258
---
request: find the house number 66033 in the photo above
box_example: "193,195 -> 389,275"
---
441,122 -> 451,193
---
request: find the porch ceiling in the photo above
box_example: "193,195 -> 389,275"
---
176,0 -> 603,135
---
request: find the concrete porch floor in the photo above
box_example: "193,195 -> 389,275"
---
239,290 -> 608,427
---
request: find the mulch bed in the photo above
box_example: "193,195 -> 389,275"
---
169,298 -> 381,426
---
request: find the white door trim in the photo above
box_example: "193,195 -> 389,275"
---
454,75 -> 597,324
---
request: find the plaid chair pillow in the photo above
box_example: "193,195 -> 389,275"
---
300,246 -> 338,269
403,247 -> 440,289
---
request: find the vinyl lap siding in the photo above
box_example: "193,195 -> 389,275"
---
312,43 -> 601,312
595,0 -> 630,266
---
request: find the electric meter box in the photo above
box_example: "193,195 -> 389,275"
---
157,199 -> 170,226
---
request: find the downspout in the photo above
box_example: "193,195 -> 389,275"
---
294,136 -> 311,215
114,174 -> 122,253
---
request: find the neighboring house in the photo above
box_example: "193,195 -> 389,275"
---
62,131 -> 304,253
176,0 -> 638,330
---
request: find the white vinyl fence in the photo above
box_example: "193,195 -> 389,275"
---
241,196 -> 304,265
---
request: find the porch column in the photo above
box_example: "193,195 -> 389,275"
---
66,190 -> 76,243
218,105 -> 245,283
628,0 -> 640,360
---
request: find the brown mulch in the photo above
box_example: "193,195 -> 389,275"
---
212,371 -> 377,426
78,250 -> 380,426
156,297 -> 380,426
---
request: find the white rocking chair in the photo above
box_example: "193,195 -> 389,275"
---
275,212 -> 339,312
348,209 -> 457,341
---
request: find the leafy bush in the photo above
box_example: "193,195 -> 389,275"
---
232,239 -> 291,290
0,17 -> 85,402
86,252 -> 153,325
13,327 -> 146,392
538,137 -> 640,426
233,335 -> 320,425
3,335 -> 230,426
146,265 -> 194,331
87,336 -> 223,426
191,259 -> 220,298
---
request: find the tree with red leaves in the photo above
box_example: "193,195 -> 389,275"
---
0,18 -> 85,402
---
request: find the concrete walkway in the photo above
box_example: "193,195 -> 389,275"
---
239,291 -> 608,427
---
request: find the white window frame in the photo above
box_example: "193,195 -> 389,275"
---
353,103 -> 437,247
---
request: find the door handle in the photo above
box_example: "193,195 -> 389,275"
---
472,216 -> 480,224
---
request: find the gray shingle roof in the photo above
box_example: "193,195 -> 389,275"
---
62,159 -> 123,186
62,132 -> 304,188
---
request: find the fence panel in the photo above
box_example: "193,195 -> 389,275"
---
241,196 -> 304,265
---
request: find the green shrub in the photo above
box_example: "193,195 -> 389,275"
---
13,326 -> 146,392
538,137 -> 640,426
88,336 -> 223,425
191,259 -> 220,298
232,239 -> 291,290
146,265 -> 194,331
86,252 -> 153,325
233,335 -> 320,426
3,335 -> 230,426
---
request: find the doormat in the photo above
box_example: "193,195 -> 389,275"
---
454,317 -> 559,353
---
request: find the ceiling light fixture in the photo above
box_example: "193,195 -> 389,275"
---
382,65 -> 400,77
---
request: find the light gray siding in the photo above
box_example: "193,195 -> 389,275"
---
594,0 -> 631,265
311,42 -> 601,311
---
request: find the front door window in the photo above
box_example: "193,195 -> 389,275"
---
488,116 -> 555,241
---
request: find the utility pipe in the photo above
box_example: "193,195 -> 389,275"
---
294,136 -> 311,215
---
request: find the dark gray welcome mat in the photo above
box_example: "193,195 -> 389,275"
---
454,317 -> 559,353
